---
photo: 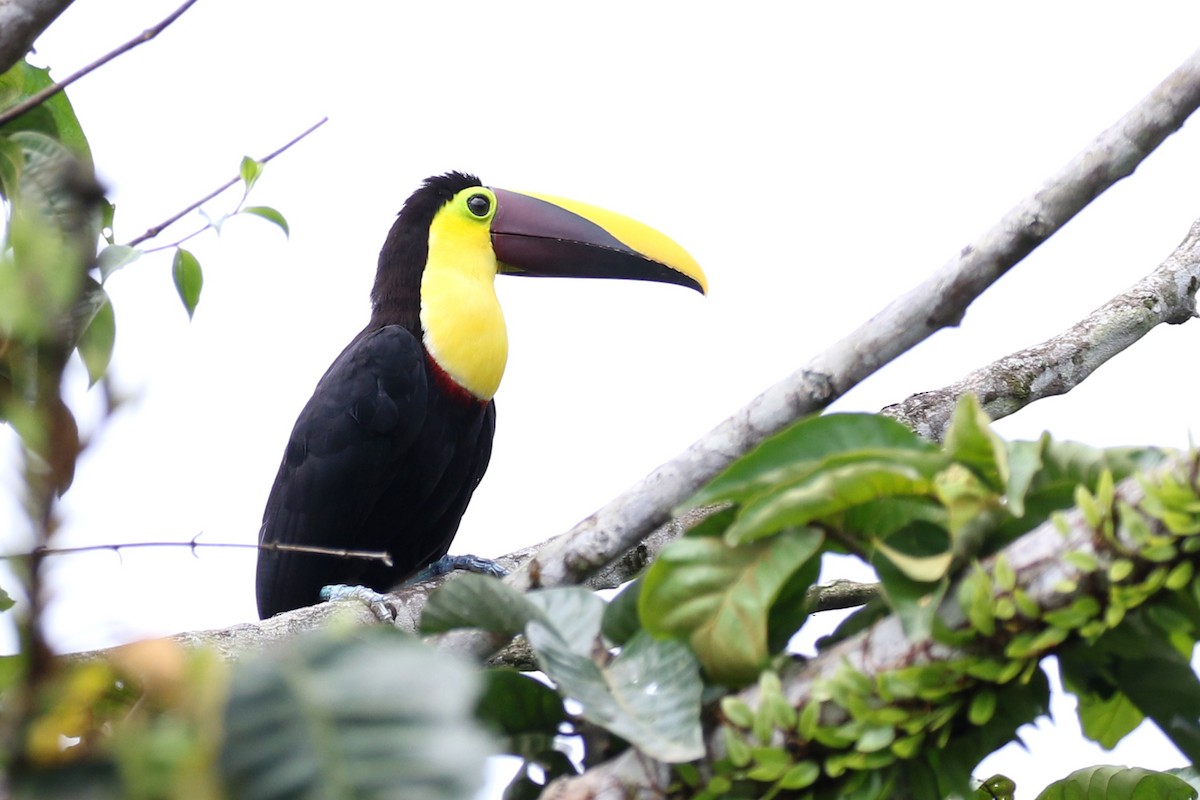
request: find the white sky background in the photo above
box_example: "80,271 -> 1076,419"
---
4,0 -> 1200,794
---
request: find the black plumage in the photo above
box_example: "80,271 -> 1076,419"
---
256,173 -> 495,619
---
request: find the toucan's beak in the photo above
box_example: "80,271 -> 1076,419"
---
489,188 -> 707,295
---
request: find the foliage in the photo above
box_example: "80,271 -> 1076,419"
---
424,398 -> 1200,799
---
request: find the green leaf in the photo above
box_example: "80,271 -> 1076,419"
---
0,60 -> 93,165
0,587 -> 13,612
476,670 -> 566,760
0,134 -> 22,201
1005,437 -> 1045,518
241,205 -> 290,238
76,284 -> 115,385
172,248 -> 203,319
601,578 -> 643,646
526,587 -> 605,657
1036,766 -> 1196,800
526,627 -> 703,762
640,528 -> 823,684
942,394 -> 1008,491
1060,609 -> 1200,760
240,156 -> 263,191
728,461 -> 935,544
874,520 -> 953,583
220,627 -> 493,800
420,573 -> 546,636
1074,689 -> 1144,749
975,774 -> 1016,800
688,412 -> 936,509
871,546 -> 949,641
96,244 -> 141,282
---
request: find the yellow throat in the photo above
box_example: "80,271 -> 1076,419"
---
419,201 -> 508,401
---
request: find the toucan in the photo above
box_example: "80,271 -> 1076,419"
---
255,172 -> 706,619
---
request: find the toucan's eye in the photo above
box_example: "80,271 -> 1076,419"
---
466,193 -> 491,217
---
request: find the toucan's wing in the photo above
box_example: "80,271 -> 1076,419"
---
255,325 -> 431,618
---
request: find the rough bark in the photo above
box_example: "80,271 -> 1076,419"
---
883,219 -> 1200,440
0,0 -> 75,75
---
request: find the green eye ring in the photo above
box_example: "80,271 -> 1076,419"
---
466,193 -> 491,218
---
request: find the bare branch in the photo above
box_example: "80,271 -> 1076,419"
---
6,536 -> 393,567
0,0 -> 200,128
883,218 -> 1200,440
122,117 -> 328,248
0,0 -> 76,75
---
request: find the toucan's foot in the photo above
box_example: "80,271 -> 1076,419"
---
409,554 -> 508,584
320,584 -> 395,622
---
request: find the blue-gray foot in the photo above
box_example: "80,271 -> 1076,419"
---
409,554 -> 508,583
320,584 -> 394,621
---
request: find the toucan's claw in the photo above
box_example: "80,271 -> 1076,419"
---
411,554 -> 508,583
320,584 -> 396,622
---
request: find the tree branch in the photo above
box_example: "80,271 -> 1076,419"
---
883,218 -> 1200,440
0,0 -> 200,128
0,0 -> 76,75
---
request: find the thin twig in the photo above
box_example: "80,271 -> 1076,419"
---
122,117 -> 328,248
4,535 -> 393,567
0,0 -> 202,128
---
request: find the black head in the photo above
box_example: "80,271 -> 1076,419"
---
370,172 -> 484,333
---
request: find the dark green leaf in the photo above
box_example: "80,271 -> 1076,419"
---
640,527 -> 823,684
765,552 -> 822,653
99,199 -> 115,244
11,761 -> 122,800
476,670 -> 566,759
76,286 -> 115,385
171,248 -> 203,319
975,774 -> 1016,800
526,627 -> 703,762
220,627 -> 493,800
241,205 -> 289,238
420,573 -> 546,636
1061,609 -> 1200,761
687,412 -> 936,509
601,578 -> 643,646
871,542 -> 949,641
1036,765 -> 1196,800
0,587 -> 13,612
96,244 -> 141,282
502,754 -> 578,800
874,519 -> 953,583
